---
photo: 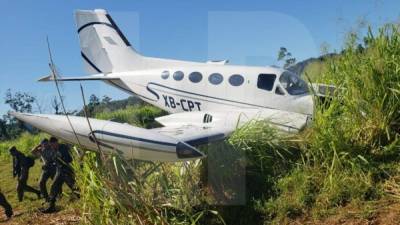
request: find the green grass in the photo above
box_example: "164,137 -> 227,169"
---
0,132 -> 48,159
95,105 -> 166,128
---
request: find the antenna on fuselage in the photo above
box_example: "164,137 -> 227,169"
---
46,36 -> 83,150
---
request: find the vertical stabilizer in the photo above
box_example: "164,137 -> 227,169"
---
75,9 -> 144,73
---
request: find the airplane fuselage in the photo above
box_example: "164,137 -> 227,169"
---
104,64 -> 314,117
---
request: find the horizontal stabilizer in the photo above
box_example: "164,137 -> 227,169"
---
38,73 -> 119,82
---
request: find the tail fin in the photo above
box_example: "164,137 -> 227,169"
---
75,9 -> 144,74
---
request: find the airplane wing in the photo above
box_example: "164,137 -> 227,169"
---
10,109 -> 308,162
153,109 -> 310,147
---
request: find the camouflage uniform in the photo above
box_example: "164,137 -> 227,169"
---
10,148 -> 40,202
43,143 -> 77,213
39,146 -> 57,200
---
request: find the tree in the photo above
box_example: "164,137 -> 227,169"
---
5,89 -> 36,113
277,47 -> 296,69
89,94 -> 100,106
101,95 -> 112,105
0,118 -> 7,140
3,89 -> 38,139
51,96 -> 62,114
87,94 -> 100,116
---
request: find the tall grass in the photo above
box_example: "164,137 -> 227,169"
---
260,24 -> 400,223
75,151 -> 226,224
76,105 -> 225,224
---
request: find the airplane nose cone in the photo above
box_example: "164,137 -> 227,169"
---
176,142 -> 205,159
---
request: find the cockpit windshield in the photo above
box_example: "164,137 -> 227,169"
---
279,71 -> 309,95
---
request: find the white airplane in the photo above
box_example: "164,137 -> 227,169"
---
11,9 -> 315,162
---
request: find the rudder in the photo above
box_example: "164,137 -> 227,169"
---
75,9 -> 143,74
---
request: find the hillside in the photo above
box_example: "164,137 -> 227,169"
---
288,53 -> 339,81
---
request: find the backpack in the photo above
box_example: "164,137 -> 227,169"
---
25,156 -> 35,168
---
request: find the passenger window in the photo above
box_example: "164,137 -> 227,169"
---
257,74 -> 276,91
161,70 -> 169,79
173,71 -> 184,81
275,86 -> 285,95
208,73 -> 223,85
189,72 -> 203,83
228,74 -> 244,86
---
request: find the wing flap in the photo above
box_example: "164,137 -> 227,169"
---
154,111 -> 236,147
153,124 -> 230,147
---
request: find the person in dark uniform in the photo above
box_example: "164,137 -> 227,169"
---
9,146 -> 41,202
0,191 -> 13,219
42,137 -> 77,213
31,139 -> 57,201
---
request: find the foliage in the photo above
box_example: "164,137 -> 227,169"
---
277,47 -> 297,69
1,89 -> 38,140
0,132 -> 48,159
4,89 -> 36,113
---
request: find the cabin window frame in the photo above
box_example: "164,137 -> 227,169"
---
228,74 -> 245,86
173,71 -> 184,81
208,73 -> 224,85
161,70 -> 170,79
188,72 -> 203,83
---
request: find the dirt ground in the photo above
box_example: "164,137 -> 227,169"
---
288,201 -> 400,225
0,208 -> 80,225
2,202 -> 400,225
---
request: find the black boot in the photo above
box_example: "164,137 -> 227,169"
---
5,206 -> 13,219
41,201 -> 56,214
36,191 -> 41,199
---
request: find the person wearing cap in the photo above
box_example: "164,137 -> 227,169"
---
42,137 -> 77,213
31,138 -> 58,201
0,191 -> 13,220
9,146 -> 40,202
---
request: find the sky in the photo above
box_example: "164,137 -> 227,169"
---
0,0 -> 399,115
